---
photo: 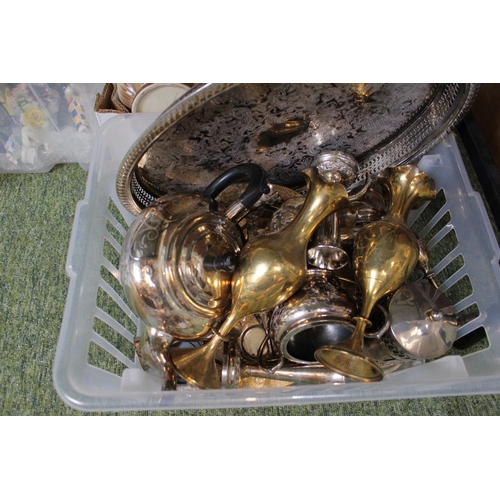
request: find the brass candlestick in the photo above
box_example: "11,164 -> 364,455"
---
315,165 -> 436,382
170,165 -> 354,389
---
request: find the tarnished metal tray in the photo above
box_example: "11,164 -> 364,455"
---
116,83 -> 480,214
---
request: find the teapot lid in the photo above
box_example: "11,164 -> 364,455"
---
163,211 -> 243,312
388,282 -> 458,360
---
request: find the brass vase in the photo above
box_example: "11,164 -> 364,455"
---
315,165 -> 436,382
170,166 -> 354,389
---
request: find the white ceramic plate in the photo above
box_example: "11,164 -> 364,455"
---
131,83 -> 189,113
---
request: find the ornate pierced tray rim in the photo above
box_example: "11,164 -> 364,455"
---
116,83 -> 480,215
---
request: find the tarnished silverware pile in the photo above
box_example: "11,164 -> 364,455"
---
116,83 -> 480,391
119,152 -> 461,390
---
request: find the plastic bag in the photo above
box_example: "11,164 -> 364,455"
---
0,83 -> 103,172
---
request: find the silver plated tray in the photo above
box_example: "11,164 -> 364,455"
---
116,83 -> 480,214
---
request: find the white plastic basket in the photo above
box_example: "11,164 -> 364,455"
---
53,113 -> 500,412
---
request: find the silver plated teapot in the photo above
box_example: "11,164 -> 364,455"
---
119,163 -> 269,340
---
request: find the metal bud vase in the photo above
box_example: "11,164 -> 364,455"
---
170,166 -> 354,389
315,165 -> 436,382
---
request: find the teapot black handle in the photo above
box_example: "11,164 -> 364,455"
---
203,163 -> 270,210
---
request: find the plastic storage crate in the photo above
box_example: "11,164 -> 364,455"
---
53,113 -> 500,412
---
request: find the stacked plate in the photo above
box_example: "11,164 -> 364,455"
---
115,83 -> 190,113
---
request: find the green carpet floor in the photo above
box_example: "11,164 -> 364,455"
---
1,157 -> 500,415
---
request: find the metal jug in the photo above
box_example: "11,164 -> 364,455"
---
119,163 -> 269,340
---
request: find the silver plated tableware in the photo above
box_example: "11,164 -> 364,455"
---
119,163 -> 269,340
270,269 -> 357,365
220,340 -> 346,387
239,363 -> 347,387
307,151 -> 359,271
134,325 -> 177,390
169,164 -> 354,389
386,281 -> 459,360
238,313 -> 282,371
116,83 -> 479,215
